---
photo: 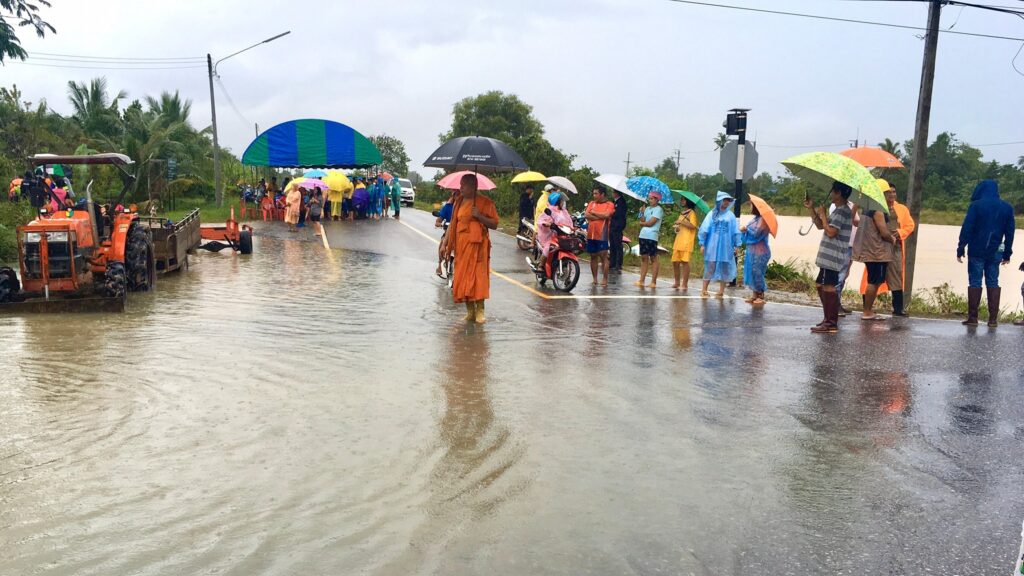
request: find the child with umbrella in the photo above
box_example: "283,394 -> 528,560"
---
671,198 -> 699,290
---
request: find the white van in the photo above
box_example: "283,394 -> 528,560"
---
398,178 -> 415,206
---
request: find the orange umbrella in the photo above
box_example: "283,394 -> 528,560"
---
747,194 -> 778,238
839,147 -> 904,169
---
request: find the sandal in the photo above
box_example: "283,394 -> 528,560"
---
751,298 -> 766,305
634,280 -> 645,287
700,291 -> 710,298
861,314 -> 888,322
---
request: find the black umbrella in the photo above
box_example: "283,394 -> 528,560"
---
423,136 -> 528,174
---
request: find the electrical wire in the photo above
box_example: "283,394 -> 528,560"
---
26,50 -> 204,62
9,61 -> 205,70
663,0 -> 1024,41
214,75 -> 252,127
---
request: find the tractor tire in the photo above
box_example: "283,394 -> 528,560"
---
125,222 -> 155,292
0,267 -> 20,303
239,230 -> 253,255
103,262 -> 127,300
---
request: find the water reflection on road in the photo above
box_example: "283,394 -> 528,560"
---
0,217 -> 1021,575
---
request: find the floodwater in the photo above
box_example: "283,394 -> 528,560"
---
767,214 -> 1024,301
1,215 -> 1022,575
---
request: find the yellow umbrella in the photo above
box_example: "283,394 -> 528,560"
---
323,171 -> 352,192
511,171 -> 546,184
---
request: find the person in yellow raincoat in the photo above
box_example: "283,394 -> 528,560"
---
285,184 -> 302,231
859,179 -> 915,316
327,181 -> 348,221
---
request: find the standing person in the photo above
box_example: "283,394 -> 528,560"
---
269,176 -> 279,197
389,177 -> 402,220
858,180 -> 916,316
671,199 -> 699,290
956,179 -> 1016,327
635,191 -> 664,288
832,200 -> 859,316
852,197 -> 895,321
584,185 -> 614,286
374,177 -> 387,220
444,173 -> 498,324
328,182 -> 345,221
518,185 -> 535,224
297,188 -> 308,228
308,189 -> 323,227
804,182 -> 854,333
284,184 -> 302,232
609,187 -> 628,272
352,178 -> 368,219
697,191 -> 741,298
740,203 -> 771,305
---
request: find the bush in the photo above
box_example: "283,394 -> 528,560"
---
166,178 -> 214,203
0,201 -> 34,263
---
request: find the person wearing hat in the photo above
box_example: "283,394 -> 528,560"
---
858,180 -> 916,316
535,191 -> 573,274
697,191 -> 741,297
534,183 -> 555,226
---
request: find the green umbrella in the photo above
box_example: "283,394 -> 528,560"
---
670,189 -> 710,217
781,151 -> 888,214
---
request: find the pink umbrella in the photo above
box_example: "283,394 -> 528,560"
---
437,170 -> 496,191
290,178 -> 331,191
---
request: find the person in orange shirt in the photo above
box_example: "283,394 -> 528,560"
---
858,179 -> 916,316
444,173 -> 498,323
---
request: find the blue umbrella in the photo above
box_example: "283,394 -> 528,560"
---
625,176 -> 673,204
303,169 -> 328,178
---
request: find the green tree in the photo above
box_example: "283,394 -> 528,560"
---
654,157 -> 679,181
0,0 -> 54,63
442,91 -> 574,176
67,78 -> 126,140
369,134 -> 410,176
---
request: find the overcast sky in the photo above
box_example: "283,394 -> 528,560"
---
6,0 -> 1024,178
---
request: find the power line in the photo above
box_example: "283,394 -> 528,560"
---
664,0 -> 1024,41
26,55 -> 205,64
8,61 -> 206,70
26,50 -> 204,62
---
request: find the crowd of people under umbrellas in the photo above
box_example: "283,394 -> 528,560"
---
246,174 -> 403,231
430,171 -> 1019,331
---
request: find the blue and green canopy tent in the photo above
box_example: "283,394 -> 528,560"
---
241,118 -> 382,168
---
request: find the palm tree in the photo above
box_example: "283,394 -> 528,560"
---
145,90 -> 192,127
878,138 -> 901,157
66,77 -> 126,139
714,132 -> 729,151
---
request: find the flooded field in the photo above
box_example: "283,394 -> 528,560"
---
1,217 -> 1022,575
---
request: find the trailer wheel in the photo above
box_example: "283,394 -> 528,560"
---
125,222 -> 154,292
103,262 -> 127,300
0,267 -> 19,303
239,230 -> 253,255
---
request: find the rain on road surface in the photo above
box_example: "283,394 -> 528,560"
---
1,208 -> 1022,575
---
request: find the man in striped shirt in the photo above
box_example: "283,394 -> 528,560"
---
804,182 -> 854,333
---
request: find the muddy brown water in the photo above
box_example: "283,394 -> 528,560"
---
1,222 -> 1022,575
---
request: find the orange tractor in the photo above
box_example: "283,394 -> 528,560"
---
0,153 -> 155,312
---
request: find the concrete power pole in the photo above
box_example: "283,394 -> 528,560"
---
624,152 -> 632,176
674,148 -> 682,177
207,54 -> 222,208
903,0 -> 942,301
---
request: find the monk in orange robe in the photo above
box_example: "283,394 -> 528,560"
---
444,173 -> 498,323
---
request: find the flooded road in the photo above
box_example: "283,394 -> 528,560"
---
1,209 -> 1022,575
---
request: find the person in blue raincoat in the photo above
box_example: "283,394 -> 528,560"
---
389,177 -> 403,220
373,177 -> 388,220
697,191 -> 742,298
741,205 -> 772,305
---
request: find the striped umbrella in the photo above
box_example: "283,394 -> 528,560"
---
242,119 -> 382,168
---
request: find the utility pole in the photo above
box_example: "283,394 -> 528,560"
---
207,54 -> 222,207
623,152 -> 632,176
903,0 -> 941,301
674,148 -> 682,177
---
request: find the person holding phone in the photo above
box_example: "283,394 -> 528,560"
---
805,182 -> 854,333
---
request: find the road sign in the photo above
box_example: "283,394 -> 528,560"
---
167,158 -> 177,180
719,141 -> 758,182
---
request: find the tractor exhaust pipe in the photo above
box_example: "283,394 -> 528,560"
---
85,180 -> 100,247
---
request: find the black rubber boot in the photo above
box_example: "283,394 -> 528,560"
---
892,291 -> 907,317
962,287 -> 982,326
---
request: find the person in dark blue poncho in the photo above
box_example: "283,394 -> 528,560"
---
956,179 -> 1015,327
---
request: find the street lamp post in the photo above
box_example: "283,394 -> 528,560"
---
208,31 -> 290,207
